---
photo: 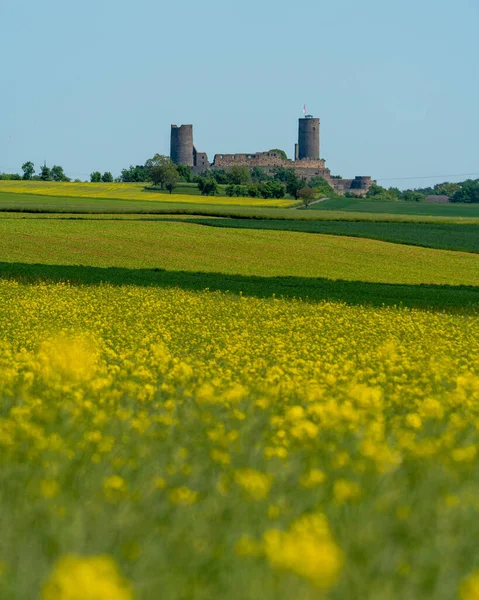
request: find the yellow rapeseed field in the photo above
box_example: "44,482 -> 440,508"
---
1,280 -> 479,599
0,181 -> 295,207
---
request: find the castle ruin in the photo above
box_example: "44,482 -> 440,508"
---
170,116 -> 374,196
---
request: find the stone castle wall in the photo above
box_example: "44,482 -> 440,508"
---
212,152 -> 326,170
193,147 -> 209,171
329,176 -> 375,197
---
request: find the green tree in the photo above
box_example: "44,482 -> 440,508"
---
197,177 -> 218,196
286,172 -> 306,200
251,167 -> 269,183
366,184 -> 387,197
51,165 -> 69,182
259,181 -> 285,199
21,161 -> 35,180
210,170 -> 229,184
176,164 -> 193,183
298,187 -> 316,207
146,154 -> 178,189
401,190 -> 424,202
90,171 -> 102,183
366,184 -> 398,201
307,176 -> 334,197
246,184 -> 260,198
0,173 -> 21,180
272,166 -> 294,183
164,168 -> 180,194
228,166 -> 251,185
120,165 -> 148,182
388,187 -> 402,200
102,172 -> 113,183
268,148 -> 288,160
39,165 -> 52,181
434,182 -> 461,198
451,180 -> 479,203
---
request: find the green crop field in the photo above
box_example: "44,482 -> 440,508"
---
0,192 -> 293,216
0,181 -> 294,207
169,216 -> 479,254
2,216 -> 478,285
2,191 -> 479,225
0,215 -> 478,311
304,196 -> 479,217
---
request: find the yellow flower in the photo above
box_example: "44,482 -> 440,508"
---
452,446 -> 477,463
40,479 -> 60,499
41,554 -> 133,600
153,476 -> 167,490
103,476 -> 128,503
290,419 -> 319,440
461,570 -> 479,600
300,468 -> 326,488
210,448 -> 231,465
168,486 -> 198,505
38,337 -> 98,386
267,504 -> 281,519
234,469 -> 272,501
405,413 -> 422,430
263,513 -> 342,589
333,479 -> 361,504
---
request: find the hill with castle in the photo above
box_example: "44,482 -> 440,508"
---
170,115 -> 375,196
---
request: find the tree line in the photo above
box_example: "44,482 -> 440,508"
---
119,158 -> 334,201
3,158 -> 478,203
0,162 -> 74,182
364,179 -> 479,203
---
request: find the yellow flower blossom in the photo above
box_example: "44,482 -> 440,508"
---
0,280 -> 477,597
41,554 -> 133,600
263,513 -> 342,589
300,468 -> 327,488
168,487 -> 198,505
333,479 -> 361,504
461,570 -> 479,600
103,476 -> 128,503
234,469 -> 272,500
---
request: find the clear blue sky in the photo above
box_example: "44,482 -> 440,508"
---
1,0 -> 478,188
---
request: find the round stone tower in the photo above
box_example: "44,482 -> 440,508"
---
170,124 -> 194,166
351,176 -> 373,190
298,117 -> 320,161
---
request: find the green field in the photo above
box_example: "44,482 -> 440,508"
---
2,216 -> 478,285
170,217 -> 479,254
1,188 -> 478,313
2,192 -> 479,225
1,215 -> 478,311
0,192 -> 291,215
305,196 -> 479,217
0,181 -> 295,207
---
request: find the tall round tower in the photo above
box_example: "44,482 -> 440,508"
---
298,117 -> 320,161
170,124 -> 194,166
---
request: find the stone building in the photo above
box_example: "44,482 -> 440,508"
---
170,115 -> 375,196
